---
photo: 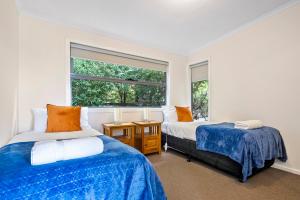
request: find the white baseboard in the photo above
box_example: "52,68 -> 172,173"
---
272,163 -> 300,175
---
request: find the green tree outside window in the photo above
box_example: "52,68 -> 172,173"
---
192,80 -> 208,120
71,58 -> 166,107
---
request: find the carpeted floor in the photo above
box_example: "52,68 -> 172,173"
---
147,150 -> 300,200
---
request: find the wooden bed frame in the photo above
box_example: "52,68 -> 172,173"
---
161,132 -> 275,182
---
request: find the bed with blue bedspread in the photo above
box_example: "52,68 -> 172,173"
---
196,123 -> 287,182
0,135 -> 166,200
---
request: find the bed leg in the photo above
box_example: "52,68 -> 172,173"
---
238,178 -> 244,183
164,142 -> 168,152
187,154 -> 192,162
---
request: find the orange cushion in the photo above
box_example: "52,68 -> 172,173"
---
46,104 -> 81,132
175,106 -> 193,122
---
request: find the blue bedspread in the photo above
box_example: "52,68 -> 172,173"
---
0,135 -> 166,200
196,123 -> 287,181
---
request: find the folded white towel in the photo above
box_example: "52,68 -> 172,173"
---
234,120 -> 263,130
31,137 -> 104,165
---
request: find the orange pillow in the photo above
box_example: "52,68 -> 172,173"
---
46,104 -> 81,132
175,106 -> 193,122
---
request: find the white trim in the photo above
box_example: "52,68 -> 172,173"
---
66,38 -> 170,66
207,57 -> 212,121
272,163 -> 300,175
71,43 -> 168,66
65,39 -> 71,105
190,61 -> 208,68
65,39 -> 170,108
87,107 -> 163,114
189,0 -> 300,55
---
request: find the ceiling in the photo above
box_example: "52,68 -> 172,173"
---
16,0 -> 297,55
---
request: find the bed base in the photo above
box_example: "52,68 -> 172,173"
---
162,133 -> 275,182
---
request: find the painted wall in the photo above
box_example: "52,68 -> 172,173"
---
189,3 -> 300,174
18,14 -> 189,132
0,0 -> 19,147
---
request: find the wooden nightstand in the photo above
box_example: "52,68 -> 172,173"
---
103,122 -> 135,147
133,121 -> 161,155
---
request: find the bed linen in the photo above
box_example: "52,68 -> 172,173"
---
9,129 -> 102,144
162,120 -> 215,141
196,123 -> 287,182
0,132 -> 166,200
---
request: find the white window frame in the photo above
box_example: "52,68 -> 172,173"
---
65,40 -> 169,108
189,59 -> 211,121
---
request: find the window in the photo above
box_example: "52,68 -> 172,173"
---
70,43 -> 168,107
191,61 -> 209,120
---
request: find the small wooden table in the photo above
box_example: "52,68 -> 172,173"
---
102,122 -> 135,147
133,121 -> 162,155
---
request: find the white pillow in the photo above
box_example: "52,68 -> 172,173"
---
32,107 -> 91,132
162,106 -> 178,122
32,108 -> 48,132
80,107 -> 92,130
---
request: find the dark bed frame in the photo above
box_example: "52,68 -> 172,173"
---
161,132 -> 275,182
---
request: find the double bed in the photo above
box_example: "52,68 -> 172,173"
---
0,129 -> 166,199
161,121 -> 286,182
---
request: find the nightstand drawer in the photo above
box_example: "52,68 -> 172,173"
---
117,136 -> 131,145
133,121 -> 162,155
145,137 -> 158,148
102,123 -> 135,147
144,146 -> 159,154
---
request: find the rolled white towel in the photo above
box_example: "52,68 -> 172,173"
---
31,137 -> 104,165
234,120 -> 263,130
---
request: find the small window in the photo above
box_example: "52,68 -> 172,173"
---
190,61 -> 209,120
70,43 -> 168,107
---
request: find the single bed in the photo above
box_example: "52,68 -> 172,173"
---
161,121 -> 283,182
0,129 -> 166,200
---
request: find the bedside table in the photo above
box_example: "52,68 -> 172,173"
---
133,121 -> 161,155
103,122 -> 135,147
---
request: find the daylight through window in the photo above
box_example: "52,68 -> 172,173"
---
191,61 -> 209,120
70,43 -> 168,107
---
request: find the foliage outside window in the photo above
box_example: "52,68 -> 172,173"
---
71,58 -> 167,107
192,80 -> 208,120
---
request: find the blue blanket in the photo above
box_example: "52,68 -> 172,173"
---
196,123 -> 287,181
0,135 -> 166,200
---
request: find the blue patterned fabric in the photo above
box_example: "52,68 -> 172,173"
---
0,135 -> 166,200
196,123 -> 287,181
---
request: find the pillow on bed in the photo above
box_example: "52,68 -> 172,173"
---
162,106 -> 178,122
175,106 -> 193,122
32,107 -> 91,132
80,107 -> 91,129
32,108 -> 48,132
46,104 -> 81,132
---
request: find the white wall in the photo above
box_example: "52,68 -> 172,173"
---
189,3 -> 300,174
11,1 -> 300,175
0,0 -> 19,147
18,14 -> 189,132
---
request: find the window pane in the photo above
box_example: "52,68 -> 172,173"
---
71,79 -> 166,107
72,58 -> 166,83
192,80 -> 208,120
71,58 -> 167,107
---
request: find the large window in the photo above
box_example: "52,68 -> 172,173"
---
191,61 -> 209,120
70,43 -> 168,107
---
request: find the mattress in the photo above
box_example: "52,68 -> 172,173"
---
9,128 -> 103,144
161,133 -> 275,181
162,120 -> 216,141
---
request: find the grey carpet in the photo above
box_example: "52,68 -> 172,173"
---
147,150 -> 300,200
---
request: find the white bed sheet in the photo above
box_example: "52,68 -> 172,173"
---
162,121 -> 216,141
9,129 -> 103,144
